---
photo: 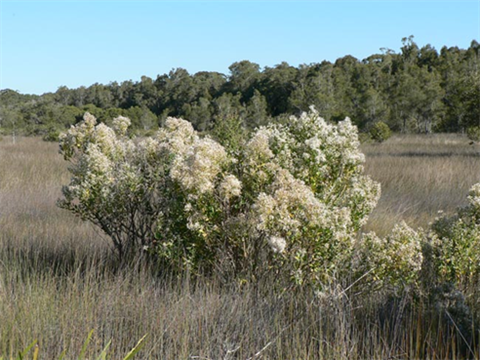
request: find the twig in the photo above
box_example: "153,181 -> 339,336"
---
246,322 -> 294,360
445,309 -> 475,358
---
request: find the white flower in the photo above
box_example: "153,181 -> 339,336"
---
112,116 -> 131,136
84,143 -> 112,174
305,136 -> 321,150
93,123 -> 117,156
219,175 -> 242,200
468,183 -> 480,209
267,236 -> 286,253
171,137 -> 228,194
245,128 -> 274,161
157,117 -> 198,156
83,112 -> 97,129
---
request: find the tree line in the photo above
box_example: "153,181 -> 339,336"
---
1,36 -> 479,139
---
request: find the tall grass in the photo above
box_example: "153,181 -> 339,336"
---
1,135 -> 479,358
363,133 -> 480,236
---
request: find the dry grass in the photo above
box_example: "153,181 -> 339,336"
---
1,135 -> 479,358
362,133 -> 480,236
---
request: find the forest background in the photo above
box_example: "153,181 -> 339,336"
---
1,37 -> 479,140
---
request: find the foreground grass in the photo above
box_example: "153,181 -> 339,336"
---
1,135 -> 480,358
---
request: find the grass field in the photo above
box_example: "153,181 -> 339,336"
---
1,134 -> 479,358
363,134 -> 480,236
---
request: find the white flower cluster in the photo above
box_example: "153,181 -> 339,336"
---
59,113 -> 134,208
355,222 -> 424,289
219,174 -> 242,201
467,183 -> 480,210
245,128 -> 274,162
171,137 -> 228,194
267,236 -> 287,253
254,169 -> 336,235
112,116 -> 131,137
388,222 -> 424,273
58,112 -> 96,160
156,117 -> 198,155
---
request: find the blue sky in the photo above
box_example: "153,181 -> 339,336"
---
1,0 -> 479,95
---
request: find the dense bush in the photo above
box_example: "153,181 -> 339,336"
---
59,109 -> 480,293
59,109 -> 480,296
430,183 -> 480,285
59,108 -> 381,287
369,121 -> 392,143
467,126 -> 480,142
358,132 -> 372,144
354,222 -> 424,291
42,126 -> 61,142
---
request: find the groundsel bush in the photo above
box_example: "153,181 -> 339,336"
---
353,222 -> 424,291
59,108 -> 381,286
242,107 -> 381,284
430,183 -> 480,285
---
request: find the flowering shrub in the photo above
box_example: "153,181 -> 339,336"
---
431,183 -> 480,285
353,222 -> 424,291
59,108 -> 380,286
59,114 -> 159,257
241,108 -> 381,284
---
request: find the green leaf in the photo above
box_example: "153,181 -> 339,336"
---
122,335 -> 147,360
58,349 -> 68,360
96,340 -> 112,360
79,329 -> 94,360
17,340 -> 37,360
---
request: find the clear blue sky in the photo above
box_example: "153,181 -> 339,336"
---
1,0 -> 479,95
